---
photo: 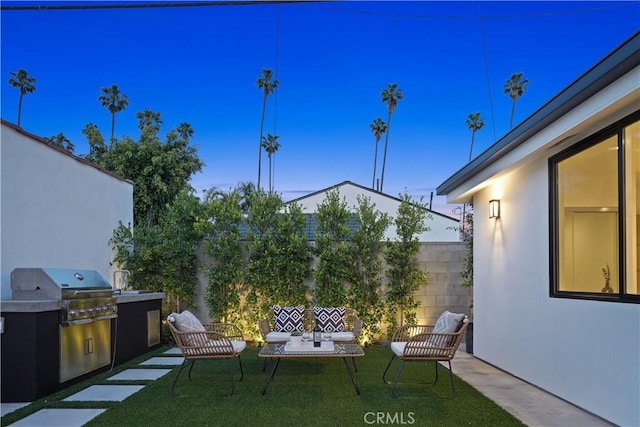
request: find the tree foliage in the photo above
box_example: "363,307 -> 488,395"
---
504,72 -> 529,129
109,189 -> 203,312
256,68 -> 279,190
313,189 -> 353,306
379,83 -> 403,192
348,195 -> 390,342
198,189 -> 244,323
98,84 -> 129,141
46,132 -> 74,152
384,193 -> 430,332
83,114 -> 204,227
8,68 -> 36,127
245,190 -> 311,334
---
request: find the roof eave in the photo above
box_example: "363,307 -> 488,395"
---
437,31 -> 640,197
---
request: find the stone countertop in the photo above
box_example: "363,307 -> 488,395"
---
114,291 -> 165,303
1,292 -> 165,312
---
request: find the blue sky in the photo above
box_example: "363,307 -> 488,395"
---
2,1 -> 639,216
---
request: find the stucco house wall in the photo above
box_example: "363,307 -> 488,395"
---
438,33 -> 639,426
0,120 -> 134,298
289,181 -> 460,242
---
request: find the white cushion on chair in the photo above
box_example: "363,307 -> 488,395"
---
433,311 -> 465,333
391,341 -> 406,356
265,331 -> 292,342
205,340 -> 246,353
231,340 -> 247,352
328,332 -> 354,342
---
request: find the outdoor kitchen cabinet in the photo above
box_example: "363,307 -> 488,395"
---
1,293 -> 165,403
0,307 -> 60,402
112,294 -> 164,365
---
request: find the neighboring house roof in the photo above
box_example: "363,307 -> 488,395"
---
237,212 -> 360,242
288,180 -> 459,223
437,30 -> 640,197
1,118 -> 133,185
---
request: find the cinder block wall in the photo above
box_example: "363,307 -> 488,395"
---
191,242 -> 471,328
415,242 -> 471,326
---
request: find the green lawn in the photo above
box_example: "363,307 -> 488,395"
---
2,346 -> 525,427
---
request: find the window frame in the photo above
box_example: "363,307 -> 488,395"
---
549,111 -> 640,304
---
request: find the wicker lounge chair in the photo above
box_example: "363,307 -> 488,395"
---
383,312 -> 468,399
167,311 -> 246,396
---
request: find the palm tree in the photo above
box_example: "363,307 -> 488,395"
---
261,133 -> 280,193
256,68 -> 279,190
465,112 -> 485,161
8,69 -> 37,127
380,83 -> 403,192
98,84 -> 129,142
369,117 -> 387,190
504,72 -> 529,129
136,109 -> 163,135
462,112 -> 485,236
177,122 -> 194,143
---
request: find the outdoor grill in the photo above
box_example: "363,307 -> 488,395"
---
10,268 -> 118,382
11,267 -> 118,325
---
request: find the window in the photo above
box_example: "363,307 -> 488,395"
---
550,112 -> 640,302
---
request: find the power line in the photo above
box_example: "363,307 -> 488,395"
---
0,1 -> 319,12
478,3 -> 497,143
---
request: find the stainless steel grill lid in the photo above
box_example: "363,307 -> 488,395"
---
11,268 -> 112,300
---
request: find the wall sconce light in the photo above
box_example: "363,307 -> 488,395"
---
489,199 -> 501,219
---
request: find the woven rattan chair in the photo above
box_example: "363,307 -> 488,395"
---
167,320 -> 246,396
382,316 -> 468,399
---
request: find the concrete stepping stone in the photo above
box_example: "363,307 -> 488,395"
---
163,347 -> 182,355
108,369 -> 172,381
1,402 -> 29,417
63,385 -> 144,402
139,357 -> 183,366
8,408 -> 106,426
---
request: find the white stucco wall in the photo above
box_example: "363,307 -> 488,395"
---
0,123 -> 134,299
291,182 -> 460,242
473,158 -> 639,426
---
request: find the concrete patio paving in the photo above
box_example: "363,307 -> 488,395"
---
451,347 -> 613,427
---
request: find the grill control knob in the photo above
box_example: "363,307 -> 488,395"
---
69,310 -> 77,318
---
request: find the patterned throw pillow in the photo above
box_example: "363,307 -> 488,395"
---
314,306 -> 345,332
273,305 -> 305,332
433,311 -> 465,334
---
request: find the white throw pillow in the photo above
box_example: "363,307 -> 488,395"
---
433,311 -> 465,334
168,310 -> 206,347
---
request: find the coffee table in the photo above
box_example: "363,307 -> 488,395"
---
258,342 -> 364,395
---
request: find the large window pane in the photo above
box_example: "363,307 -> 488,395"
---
557,135 -> 618,293
625,120 -> 640,295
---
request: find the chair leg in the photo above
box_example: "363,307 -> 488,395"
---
229,358 -> 236,395
391,360 -> 407,398
187,360 -> 196,381
237,356 -> 244,381
171,359 -> 190,396
446,360 -> 456,399
382,354 -> 397,384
